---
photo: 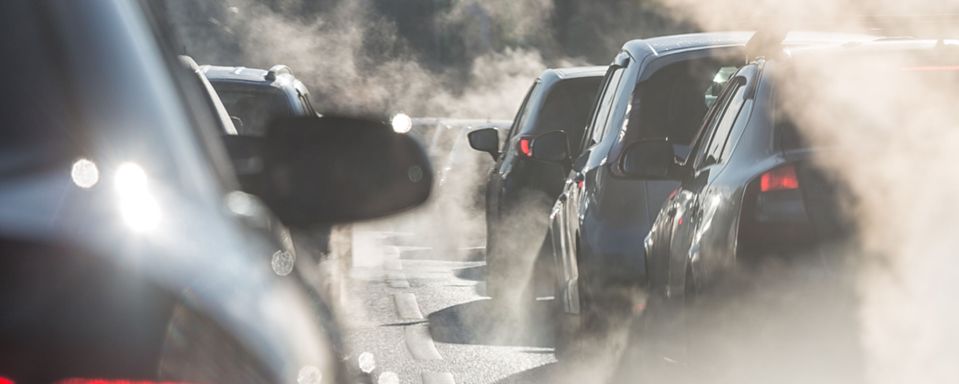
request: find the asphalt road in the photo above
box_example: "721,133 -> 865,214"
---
341,226 -> 563,384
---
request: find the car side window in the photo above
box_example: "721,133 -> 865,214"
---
702,79 -> 747,165
584,66 -> 625,151
690,77 -> 742,169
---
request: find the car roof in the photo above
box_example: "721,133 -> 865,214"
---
548,66 -> 608,79
201,65 -> 274,83
200,65 -> 302,90
623,32 -> 754,57
623,31 -> 879,59
536,66 -> 606,89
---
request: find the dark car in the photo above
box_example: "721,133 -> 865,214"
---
531,33 -> 750,351
0,1 -> 431,382
201,64 -> 319,135
537,32 -> 878,354
201,63 -> 353,302
466,67 -> 605,300
635,34 -> 953,380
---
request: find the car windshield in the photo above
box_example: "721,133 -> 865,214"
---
521,76 -> 603,149
212,84 -> 294,136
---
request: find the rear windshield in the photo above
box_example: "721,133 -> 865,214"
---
629,60 -> 738,146
519,76 -> 602,150
212,84 -> 294,136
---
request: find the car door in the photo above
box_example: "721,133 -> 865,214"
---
665,73 -> 752,298
554,62 -> 627,309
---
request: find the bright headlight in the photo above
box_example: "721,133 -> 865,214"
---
391,113 -> 412,134
114,162 -> 161,232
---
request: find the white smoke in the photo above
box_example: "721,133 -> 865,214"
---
638,1 -> 959,383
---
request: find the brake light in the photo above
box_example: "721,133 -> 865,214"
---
0,377 -> 13,384
518,137 -> 532,157
759,164 -> 799,192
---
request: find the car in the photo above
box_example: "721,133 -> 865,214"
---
634,32 -> 953,381
181,54 -> 362,369
536,32 -> 879,355
403,118 -> 512,254
530,33 -> 750,353
0,1 -> 431,382
201,63 -> 352,303
201,64 -> 320,135
466,66 -> 606,301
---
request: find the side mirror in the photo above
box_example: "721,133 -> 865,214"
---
256,116 -> 433,227
530,131 -> 570,163
620,139 -> 676,179
467,127 -> 500,159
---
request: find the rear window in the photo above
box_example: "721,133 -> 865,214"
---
520,76 -> 603,150
628,60 -> 739,145
212,84 -> 294,136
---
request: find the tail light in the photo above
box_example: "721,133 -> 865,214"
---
517,137 -> 532,157
738,163 -> 811,258
759,164 -> 799,192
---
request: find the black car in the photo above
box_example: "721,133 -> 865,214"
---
201,64 -> 319,135
201,63 -> 353,302
467,66 -> 605,300
0,1 -> 431,382
529,33 -> 750,351
635,33 -> 954,380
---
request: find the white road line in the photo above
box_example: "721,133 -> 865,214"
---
394,293 -> 425,320
422,372 -> 455,384
404,324 -> 443,360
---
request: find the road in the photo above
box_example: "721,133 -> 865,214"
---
341,226 -> 564,384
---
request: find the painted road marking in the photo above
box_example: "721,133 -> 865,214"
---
394,293 -> 425,320
422,372 -> 455,384
405,324 -> 442,360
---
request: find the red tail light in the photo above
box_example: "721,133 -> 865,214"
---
0,377 -> 13,384
760,164 -> 799,192
518,137 -> 532,157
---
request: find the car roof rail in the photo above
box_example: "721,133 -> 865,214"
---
265,65 -> 293,81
